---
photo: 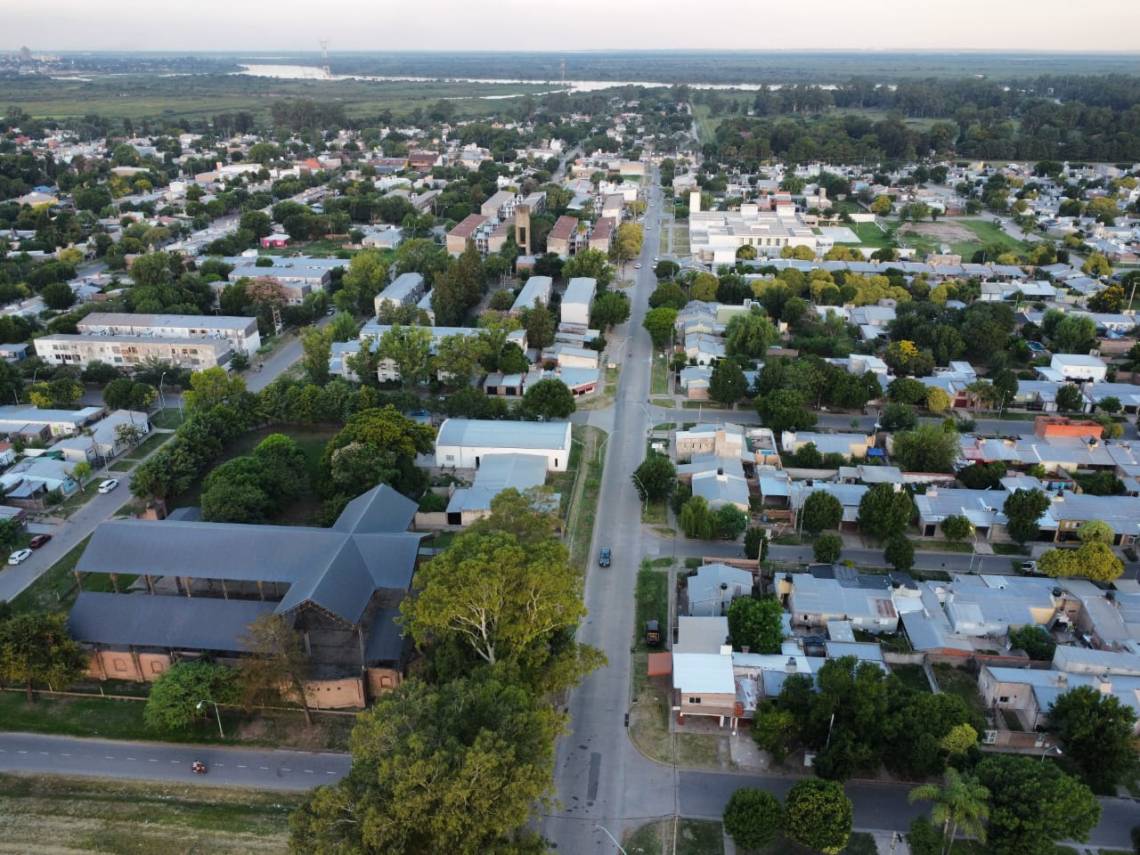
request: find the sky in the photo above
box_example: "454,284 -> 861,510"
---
7,0 -> 1140,53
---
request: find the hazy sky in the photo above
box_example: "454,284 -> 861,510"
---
8,0 -> 1140,52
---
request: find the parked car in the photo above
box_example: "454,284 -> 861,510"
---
7,548 -> 32,565
1020,560 -> 1039,575
28,534 -> 51,549
598,547 -> 612,567
97,479 -> 119,494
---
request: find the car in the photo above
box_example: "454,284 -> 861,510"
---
97,479 -> 120,494
1020,560 -> 1039,575
7,548 -> 32,566
634,262 -> 641,269
28,534 -> 51,549
598,547 -> 612,567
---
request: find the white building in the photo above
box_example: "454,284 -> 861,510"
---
561,277 -> 597,327
511,276 -> 553,315
1045,353 -> 1108,383
374,273 -> 427,317
435,419 -> 572,472
77,312 -> 261,356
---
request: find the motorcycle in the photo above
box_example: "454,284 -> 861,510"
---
191,760 -> 208,775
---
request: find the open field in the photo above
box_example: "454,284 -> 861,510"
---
8,536 -> 102,613
843,217 -> 1030,259
2,74 -> 545,122
0,773 -> 300,855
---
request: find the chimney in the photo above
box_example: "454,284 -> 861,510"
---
786,657 -> 798,673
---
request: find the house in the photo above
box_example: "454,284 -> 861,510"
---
979,664 -> 1140,733
259,233 -> 290,249
360,225 -> 404,250
686,564 -> 753,617
76,313 -> 261,356
444,453 -> 556,526
589,217 -> 615,253
446,215 -> 487,255
785,570 -> 899,634
1041,353 -> 1108,384
686,457 -> 750,512
0,343 -> 30,362
374,273 -> 427,317
511,276 -> 553,315
542,343 -> 599,370
675,424 -> 744,461
561,277 -> 597,327
683,332 -> 725,365
0,455 -> 80,500
0,406 -> 103,439
67,485 -> 421,707
914,487 -> 1008,541
222,256 -> 343,304
547,215 -> 580,259
679,365 -> 712,400
781,431 -> 875,460
434,419 -> 572,472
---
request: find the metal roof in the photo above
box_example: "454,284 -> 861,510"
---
436,418 -> 571,451
68,591 -> 275,651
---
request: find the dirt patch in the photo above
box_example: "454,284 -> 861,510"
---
897,221 -> 975,242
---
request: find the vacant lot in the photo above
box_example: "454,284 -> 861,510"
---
0,773 -> 299,855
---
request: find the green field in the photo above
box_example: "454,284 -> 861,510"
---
2,73 -> 547,122
0,773 -> 300,855
844,217 -> 1030,260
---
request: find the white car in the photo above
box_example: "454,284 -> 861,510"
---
634,262 -> 642,269
7,548 -> 32,565
97,479 -> 120,494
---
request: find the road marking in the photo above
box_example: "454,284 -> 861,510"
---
169,760 -> 180,764
325,771 -> 336,776
304,769 -> 314,774
258,766 -> 269,770
280,767 -> 291,773
148,758 -> 158,762
38,751 -> 49,756
237,764 -> 247,769
214,763 -> 224,767
127,757 -> 136,761
60,753 -> 71,757
16,750 -> 27,755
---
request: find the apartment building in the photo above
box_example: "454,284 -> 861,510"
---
77,312 -> 261,355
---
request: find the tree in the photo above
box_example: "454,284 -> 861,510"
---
723,788 -> 783,851
41,281 -> 76,310
612,222 -> 644,262
974,755 -> 1100,855
1082,251 -> 1112,276
633,453 -> 676,502
756,389 -> 817,433
940,514 -> 973,543
745,526 -> 767,560
563,249 -> 615,289
1056,383 -> 1085,413
324,406 -> 435,500
941,723 -> 978,756
590,291 -> 630,329
238,614 -> 314,725
1038,541 -> 1123,582
1002,488 -> 1051,545
0,612 -> 86,701
402,529 -> 585,667
814,532 -> 843,563
378,324 -> 433,388
802,490 -> 843,534
926,387 -> 951,414
72,460 -> 92,486
725,310 -> 778,358
727,597 -> 782,654
642,306 -> 677,348
521,379 -> 575,420
1008,625 -> 1055,661
880,402 -> 918,432
102,378 -> 156,411
709,359 -> 747,406
301,325 -> 332,386
143,660 -> 240,732
340,248 -> 391,315
1088,284 -> 1125,313
1049,685 -> 1137,792
717,504 -> 749,540
908,769 -> 991,855
521,300 -> 556,350
28,377 -> 83,409
958,461 -> 1007,490
871,195 -> 892,215
784,779 -> 853,855
857,483 -> 914,541
289,672 -> 561,855
892,425 -> 960,473
183,367 -> 247,413
679,495 -> 717,540
1077,519 -> 1114,545
1097,395 -> 1122,415
885,534 -> 915,571
432,243 -> 485,325
433,333 -> 488,387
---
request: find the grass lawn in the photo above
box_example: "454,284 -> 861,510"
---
124,430 -> 174,461
651,353 -> 670,396
564,425 -> 607,571
992,542 -> 1029,556
846,220 -> 893,248
0,773 -> 301,855
742,830 -> 877,855
650,397 -> 675,409
672,224 -> 690,256
635,561 -> 669,651
108,460 -> 135,472
170,425 -> 338,525
914,539 -> 974,554
0,690 -> 354,750
675,820 -> 724,855
659,226 -> 670,254
8,536 -> 96,613
891,664 -> 933,694
150,408 -> 185,429
951,219 -> 1029,257
932,664 -> 986,718
642,499 -> 668,526
54,481 -> 102,518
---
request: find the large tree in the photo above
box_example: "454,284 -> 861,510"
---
642,306 -> 677,349
633,453 -> 676,502
801,490 -> 843,534
521,378 -> 575,420
289,672 -> 561,855
432,242 -> 485,326
725,310 -> 778,358
974,755 -> 1100,855
0,612 -> 86,701
784,779 -> 853,855
756,389 -> 816,433
1049,685 -> 1137,791
857,483 -> 914,541
238,614 -> 314,725
339,248 -> 391,315
377,324 -> 434,389
723,788 -> 783,851
402,529 -> 586,668
1037,541 -> 1123,582
612,222 -> 644,262
323,406 -> 435,500
1002,488 -> 1050,545
727,597 -> 782,654
590,291 -> 630,329
709,359 -> 747,406
891,424 -> 959,473
143,660 -> 240,732
301,325 -> 332,386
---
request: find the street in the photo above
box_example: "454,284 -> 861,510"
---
0,732 -> 349,791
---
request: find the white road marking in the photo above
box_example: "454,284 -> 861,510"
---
127,757 -> 136,761
258,766 -> 269,770
148,758 -> 159,763
60,753 -> 71,757
325,771 -> 336,775
17,750 -> 27,755
104,756 -> 114,760
38,751 -> 49,756
280,767 -> 291,773
237,764 -> 247,769
304,769 -> 314,774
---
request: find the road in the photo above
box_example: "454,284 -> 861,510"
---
0,732 -> 349,791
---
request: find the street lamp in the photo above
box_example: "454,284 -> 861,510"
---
1040,744 -> 1063,763
197,699 -> 225,739
158,371 -> 168,410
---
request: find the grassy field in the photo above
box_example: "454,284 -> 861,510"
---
124,430 -> 174,461
651,353 -> 670,396
634,560 -> 669,652
932,664 -> 986,718
672,224 -> 691,256
563,425 -> 607,571
891,664 -> 933,694
0,773 -> 300,855
7,536 -> 105,614
150,408 -> 185,430
170,426 -> 337,525
844,217 -> 1029,260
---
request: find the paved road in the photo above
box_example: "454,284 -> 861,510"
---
0,732 -> 349,791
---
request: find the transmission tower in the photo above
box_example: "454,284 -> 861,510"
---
560,58 -> 566,88
319,39 -> 330,78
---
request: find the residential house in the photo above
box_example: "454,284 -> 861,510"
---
434,419 -> 572,472
686,564 -> 753,617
